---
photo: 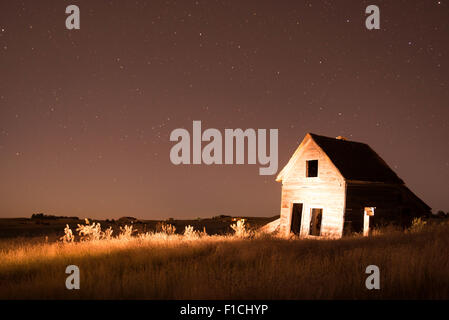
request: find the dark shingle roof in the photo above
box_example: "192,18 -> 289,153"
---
310,133 -> 404,184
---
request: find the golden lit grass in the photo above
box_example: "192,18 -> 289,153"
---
0,224 -> 449,299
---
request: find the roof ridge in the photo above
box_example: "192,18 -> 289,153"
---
308,132 -> 369,146
309,133 -> 404,184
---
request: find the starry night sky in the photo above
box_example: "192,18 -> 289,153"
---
0,0 -> 448,219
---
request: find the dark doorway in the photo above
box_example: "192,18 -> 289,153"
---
290,203 -> 303,235
343,208 -> 364,235
309,208 -> 323,236
351,208 -> 364,234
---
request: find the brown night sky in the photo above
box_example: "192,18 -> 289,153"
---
0,1 -> 448,219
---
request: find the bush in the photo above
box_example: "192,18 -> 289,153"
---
60,224 -> 75,243
155,222 -> 176,235
183,225 -> 198,240
230,219 -> 251,238
76,219 -> 103,241
409,217 -> 427,233
119,225 -> 136,240
437,210 -> 448,218
161,223 -> 176,235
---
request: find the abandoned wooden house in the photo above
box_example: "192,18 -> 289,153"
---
273,133 -> 430,238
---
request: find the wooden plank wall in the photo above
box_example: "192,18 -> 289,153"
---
345,183 -> 429,231
279,139 -> 346,238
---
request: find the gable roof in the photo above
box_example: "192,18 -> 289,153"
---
400,185 -> 431,211
276,133 -> 404,184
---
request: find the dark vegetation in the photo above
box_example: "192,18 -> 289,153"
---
0,213 -> 279,240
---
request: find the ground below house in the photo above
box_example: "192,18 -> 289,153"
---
0,221 -> 448,299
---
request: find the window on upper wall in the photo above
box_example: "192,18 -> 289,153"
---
306,160 -> 318,177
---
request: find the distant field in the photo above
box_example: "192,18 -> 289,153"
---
0,216 -> 277,240
0,220 -> 448,299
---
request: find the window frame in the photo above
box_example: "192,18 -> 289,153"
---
306,159 -> 319,178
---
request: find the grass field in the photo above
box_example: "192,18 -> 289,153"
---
0,220 -> 448,299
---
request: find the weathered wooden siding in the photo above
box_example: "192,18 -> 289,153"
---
279,138 -> 346,238
344,182 -> 429,233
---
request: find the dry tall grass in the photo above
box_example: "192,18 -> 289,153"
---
0,221 -> 448,299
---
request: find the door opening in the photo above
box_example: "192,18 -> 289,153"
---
290,203 -> 303,235
309,208 -> 323,236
